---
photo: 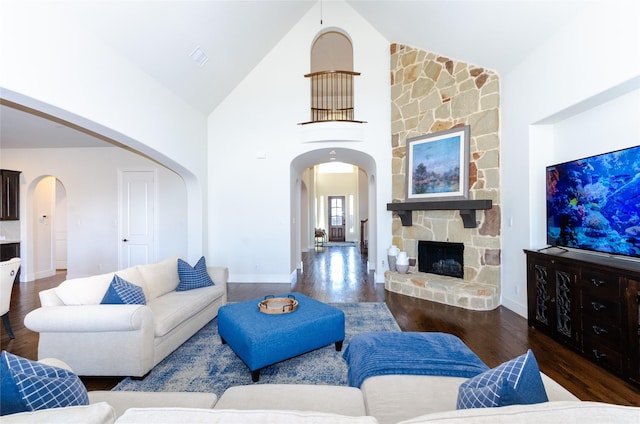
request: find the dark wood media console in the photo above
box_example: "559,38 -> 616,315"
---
524,249 -> 639,386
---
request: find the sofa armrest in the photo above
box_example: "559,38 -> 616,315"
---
540,372 -> 580,401
24,304 -> 152,333
39,287 -> 65,306
208,266 -> 229,288
38,357 -> 74,371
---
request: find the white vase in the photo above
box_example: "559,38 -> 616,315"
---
396,264 -> 409,274
396,251 -> 409,274
396,251 -> 409,265
387,245 -> 400,272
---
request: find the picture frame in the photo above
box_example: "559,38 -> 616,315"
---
405,125 -> 470,202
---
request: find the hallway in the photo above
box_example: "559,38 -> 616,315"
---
293,243 -> 383,303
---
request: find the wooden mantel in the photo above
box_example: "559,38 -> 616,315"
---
386,199 -> 493,228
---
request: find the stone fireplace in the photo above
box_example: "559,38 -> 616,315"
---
386,43 -> 501,311
418,241 -> 464,278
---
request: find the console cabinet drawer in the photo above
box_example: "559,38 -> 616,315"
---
582,314 -> 621,346
581,270 -> 620,302
583,339 -> 623,374
581,295 -> 621,325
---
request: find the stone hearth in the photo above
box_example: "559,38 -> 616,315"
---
384,270 -> 498,311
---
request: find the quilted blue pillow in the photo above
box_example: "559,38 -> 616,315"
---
177,256 -> 214,291
0,351 -> 88,416
457,349 -> 548,409
101,274 -> 146,305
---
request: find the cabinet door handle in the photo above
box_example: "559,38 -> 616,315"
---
591,278 -> 605,287
592,349 -> 607,360
592,325 -> 608,335
590,301 -> 607,311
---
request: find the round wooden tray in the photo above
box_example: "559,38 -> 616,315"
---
258,295 -> 298,314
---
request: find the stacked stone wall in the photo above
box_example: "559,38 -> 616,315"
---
389,43 -> 501,305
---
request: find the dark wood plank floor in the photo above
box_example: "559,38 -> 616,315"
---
2,244 -> 638,405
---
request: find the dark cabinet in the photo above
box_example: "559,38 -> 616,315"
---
525,249 -> 640,386
1,169 -> 21,221
0,242 -> 20,283
526,255 -> 581,349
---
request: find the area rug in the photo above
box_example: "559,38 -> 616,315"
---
113,302 -> 400,395
321,241 -> 357,247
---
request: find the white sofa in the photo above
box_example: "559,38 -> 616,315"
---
4,372 -> 639,423
23,256 -> 228,377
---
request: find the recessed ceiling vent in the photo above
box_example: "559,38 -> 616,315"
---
189,46 -> 209,67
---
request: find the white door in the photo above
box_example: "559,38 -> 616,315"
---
119,170 -> 156,268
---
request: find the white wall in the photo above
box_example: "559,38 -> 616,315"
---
1,147 -> 187,280
551,89 -> 640,163
208,1 -> 391,283
501,1 -> 640,317
0,2 -> 207,262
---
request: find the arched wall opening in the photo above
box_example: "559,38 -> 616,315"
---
2,92 -> 200,279
290,148 -> 377,279
24,175 -> 67,281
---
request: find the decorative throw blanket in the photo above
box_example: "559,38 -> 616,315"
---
342,332 -> 489,388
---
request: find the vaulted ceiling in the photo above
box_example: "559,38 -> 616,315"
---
1,0 -> 592,149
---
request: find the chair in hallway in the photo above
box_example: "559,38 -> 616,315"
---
1,257 -> 21,339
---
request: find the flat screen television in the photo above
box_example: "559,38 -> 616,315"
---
546,145 -> 640,258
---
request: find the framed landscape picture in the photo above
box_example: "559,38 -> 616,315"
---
405,125 -> 470,202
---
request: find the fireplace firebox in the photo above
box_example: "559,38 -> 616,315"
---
418,241 -> 464,278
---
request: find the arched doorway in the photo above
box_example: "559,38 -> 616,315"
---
29,175 -> 67,280
290,148 -> 378,279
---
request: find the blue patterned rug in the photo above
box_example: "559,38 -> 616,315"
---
113,302 -> 400,396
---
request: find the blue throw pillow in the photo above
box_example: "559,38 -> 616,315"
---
101,274 -> 146,305
0,351 -> 88,416
457,349 -> 548,409
177,256 -> 214,291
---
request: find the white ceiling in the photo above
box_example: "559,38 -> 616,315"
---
0,0 -> 593,150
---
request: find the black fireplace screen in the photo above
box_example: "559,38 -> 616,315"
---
418,241 -> 464,278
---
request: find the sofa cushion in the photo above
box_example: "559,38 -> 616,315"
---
2,402 -> 116,424
136,256 -> 181,301
215,384 -> 366,417
148,285 -> 223,337
0,351 -> 88,416
176,257 -> 214,291
361,375 -> 469,424
117,408 -> 378,423
55,267 -> 143,306
88,391 -> 217,419
101,275 -> 146,305
457,350 -> 547,409
397,401 -> 640,423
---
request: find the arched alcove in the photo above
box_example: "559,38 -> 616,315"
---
304,28 -> 361,123
311,29 -> 353,73
26,175 -> 67,281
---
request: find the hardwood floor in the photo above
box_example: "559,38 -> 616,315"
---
2,244 -> 638,405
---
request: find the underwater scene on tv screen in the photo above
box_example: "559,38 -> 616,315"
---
546,145 -> 640,258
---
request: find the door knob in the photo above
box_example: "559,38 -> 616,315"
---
122,238 -> 129,242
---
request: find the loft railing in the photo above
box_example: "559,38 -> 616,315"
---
299,70 -> 365,125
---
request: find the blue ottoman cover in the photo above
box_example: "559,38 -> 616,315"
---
218,293 -> 345,374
